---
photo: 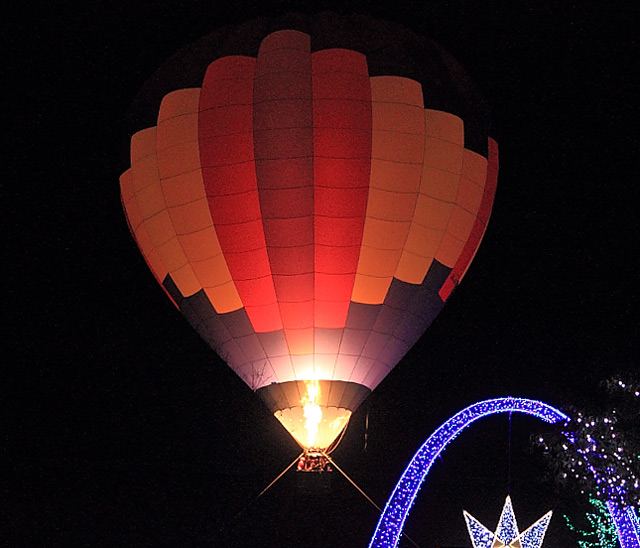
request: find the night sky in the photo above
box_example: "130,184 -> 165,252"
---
6,2 -> 637,547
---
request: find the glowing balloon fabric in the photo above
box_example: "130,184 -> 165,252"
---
121,16 -> 498,451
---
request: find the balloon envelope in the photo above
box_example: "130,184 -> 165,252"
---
120,15 -> 498,451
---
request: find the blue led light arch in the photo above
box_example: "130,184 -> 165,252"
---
368,397 -> 569,548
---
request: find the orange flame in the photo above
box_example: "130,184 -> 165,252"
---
302,381 -> 322,448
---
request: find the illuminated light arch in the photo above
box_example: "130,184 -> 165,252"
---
368,397 -> 569,548
607,501 -> 640,548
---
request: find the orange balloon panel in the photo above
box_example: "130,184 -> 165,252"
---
122,26 -> 497,451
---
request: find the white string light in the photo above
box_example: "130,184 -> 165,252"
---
464,496 -> 552,548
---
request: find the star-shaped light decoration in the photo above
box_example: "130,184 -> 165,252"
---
463,496 -> 553,548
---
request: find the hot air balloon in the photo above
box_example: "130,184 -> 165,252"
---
120,14 -> 498,461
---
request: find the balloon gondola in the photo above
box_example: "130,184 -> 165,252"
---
120,13 -> 498,468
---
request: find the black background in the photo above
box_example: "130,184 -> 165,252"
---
6,1 -> 637,547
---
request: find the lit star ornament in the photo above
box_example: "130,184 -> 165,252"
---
464,496 -> 553,548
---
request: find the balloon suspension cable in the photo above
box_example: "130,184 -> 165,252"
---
363,406 -> 369,452
207,451 -> 305,544
321,452 -> 424,548
256,451 -> 305,500
229,451 -> 304,525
